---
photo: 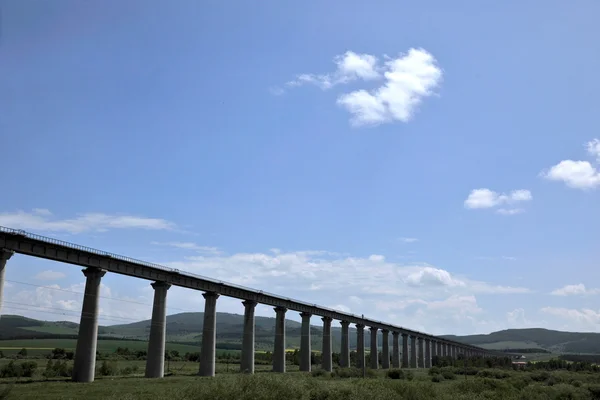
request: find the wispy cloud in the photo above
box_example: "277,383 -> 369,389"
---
34,270 -> 67,281
151,241 -> 222,256
0,209 -> 177,234
398,237 -> 418,243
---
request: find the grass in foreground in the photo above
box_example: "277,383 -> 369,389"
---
3,367 -> 600,400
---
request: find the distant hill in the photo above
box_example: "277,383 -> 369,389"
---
440,328 -> 600,354
3,313 -> 600,354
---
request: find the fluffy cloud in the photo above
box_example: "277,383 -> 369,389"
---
34,270 -> 66,280
280,48 -> 442,127
163,248 -> 530,300
464,188 -> 532,214
337,49 -> 442,126
551,284 -> 600,296
0,209 -> 176,234
541,138 -> 600,190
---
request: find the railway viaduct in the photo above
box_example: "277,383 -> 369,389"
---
0,226 -> 499,382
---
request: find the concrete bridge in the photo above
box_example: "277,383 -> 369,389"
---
0,226 -> 499,382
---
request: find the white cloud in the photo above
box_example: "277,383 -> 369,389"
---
541,138 -> 600,190
398,237 -> 418,243
464,188 -> 532,214
542,160 -> 600,190
279,48 -> 442,126
551,284 -> 600,296
586,138 -> 600,162
34,270 -> 66,280
404,267 -> 466,288
4,280 -> 153,325
337,48 -> 442,126
284,51 -> 380,90
151,241 -> 221,255
541,307 -> 600,327
0,209 -> 176,234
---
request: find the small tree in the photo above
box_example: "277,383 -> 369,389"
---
17,348 -> 27,358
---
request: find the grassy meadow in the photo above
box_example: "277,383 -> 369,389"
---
2,363 -> 600,400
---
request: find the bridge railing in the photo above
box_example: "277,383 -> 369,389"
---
0,225 -> 434,339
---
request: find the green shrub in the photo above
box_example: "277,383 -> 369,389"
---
431,374 -> 444,383
428,366 -> 441,376
98,360 -> 118,376
441,369 -> 456,380
0,361 -> 21,378
310,368 -> 329,378
405,370 -> 414,381
332,367 -> 363,378
19,361 -> 37,377
387,369 -> 404,379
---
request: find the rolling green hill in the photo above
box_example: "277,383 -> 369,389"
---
2,313 -> 600,354
440,328 -> 600,354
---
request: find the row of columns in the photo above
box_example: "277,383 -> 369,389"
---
0,257 -> 489,383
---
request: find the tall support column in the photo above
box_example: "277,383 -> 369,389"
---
240,300 -> 257,373
425,339 -> 431,368
381,329 -> 390,369
418,337 -> 425,368
369,327 -> 378,369
401,333 -> 409,368
356,324 -> 365,369
273,306 -> 287,373
145,281 -> 171,378
340,321 -> 350,368
0,250 -> 13,320
445,343 -> 450,357
72,267 -> 106,382
392,332 -> 400,368
431,340 -> 436,361
198,291 -> 219,376
299,312 -> 312,372
452,345 -> 456,359
410,335 -> 417,368
437,341 -> 442,358
321,316 -> 332,372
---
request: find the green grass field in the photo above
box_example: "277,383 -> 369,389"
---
2,365 -> 600,400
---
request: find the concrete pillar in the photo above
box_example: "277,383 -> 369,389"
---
356,324 -> 365,369
410,335 -> 417,368
425,339 -> 431,368
198,291 -> 219,376
72,267 -> 106,382
437,341 -> 442,358
401,333 -> 409,368
445,343 -> 450,357
340,321 -> 350,368
273,306 -> 287,373
321,316 -> 332,372
418,337 -> 425,368
392,332 -> 400,368
431,340 -> 436,361
381,329 -> 390,369
145,281 -> 171,378
369,327 -> 378,369
452,345 -> 456,359
299,312 -> 312,372
240,300 -> 257,373
0,250 -> 13,320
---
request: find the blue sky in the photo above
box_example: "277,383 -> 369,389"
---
1,0 -> 599,335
